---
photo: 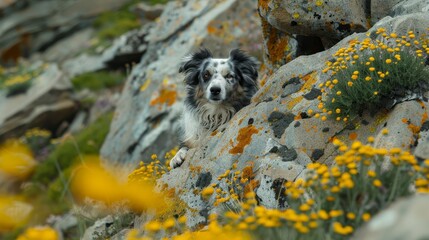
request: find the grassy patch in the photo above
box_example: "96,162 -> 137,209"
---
88,0 -> 170,52
71,71 -> 126,91
93,11 -> 140,42
31,112 -> 113,185
92,0 -> 142,47
318,29 -> 429,121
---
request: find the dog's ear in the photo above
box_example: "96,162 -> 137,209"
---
179,48 -> 212,85
229,49 -> 259,88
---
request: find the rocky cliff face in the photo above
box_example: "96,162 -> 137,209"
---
257,0 -> 425,71
91,0 -> 429,238
100,0 -> 263,172
158,11 -> 429,227
0,0 -> 131,65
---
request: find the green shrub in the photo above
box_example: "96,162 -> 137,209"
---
93,11 -> 140,41
31,112 -> 113,185
89,0 -> 170,50
71,71 -> 125,91
92,0 -> 142,43
0,64 -> 44,97
319,29 -> 429,121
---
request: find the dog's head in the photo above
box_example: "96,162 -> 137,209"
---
179,48 -> 259,104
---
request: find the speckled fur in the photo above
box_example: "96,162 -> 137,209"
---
170,48 -> 259,168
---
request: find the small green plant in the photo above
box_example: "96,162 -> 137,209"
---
318,29 -> 429,121
91,0 -> 141,50
0,64 -> 44,97
71,71 -> 126,91
31,112 -> 113,185
19,128 -> 52,156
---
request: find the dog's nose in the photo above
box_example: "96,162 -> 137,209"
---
210,86 -> 221,96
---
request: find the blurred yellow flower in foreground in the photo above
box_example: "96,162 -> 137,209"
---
71,158 -> 166,212
0,195 -> 33,232
16,226 -> 58,240
172,228 -> 251,240
0,140 -> 36,180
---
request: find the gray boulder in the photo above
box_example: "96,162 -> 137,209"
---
392,0 -> 429,16
0,63 -> 77,140
259,0 -> 368,39
353,195 -> 429,240
0,0 -> 130,64
157,12 -> 429,227
371,0 -> 403,25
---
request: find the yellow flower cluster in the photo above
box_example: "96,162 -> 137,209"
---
0,140 -> 36,179
3,74 -> 32,87
0,64 -> 44,94
127,215 -> 250,240
417,160 -> 429,193
121,138 -> 429,240
128,148 -> 178,184
213,139 -> 428,239
203,163 -> 259,207
16,226 -> 58,240
71,159 -> 166,212
23,128 -> 51,139
316,28 -> 429,120
0,195 -> 33,233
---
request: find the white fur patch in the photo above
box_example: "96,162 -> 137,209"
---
170,147 -> 188,169
182,102 -> 235,147
205,58 -> 233,102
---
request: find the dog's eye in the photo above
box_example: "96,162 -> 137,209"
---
203,72 -> 211,81
225,74 -> 233,79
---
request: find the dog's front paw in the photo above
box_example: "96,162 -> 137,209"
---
170,147 -> 188,169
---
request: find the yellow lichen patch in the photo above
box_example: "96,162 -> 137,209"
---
315,0 -> 323,6
140,79 -> 151,92
300,71 -> 318,92
287,96 -> 304,110
229,126 -> 259,154
150,84 -> 177,107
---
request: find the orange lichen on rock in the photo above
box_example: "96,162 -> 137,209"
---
300,71 -> 318,92
422,112 -> 428,124
150,86 -> 177,107
229,126 -> 259,154
408,123 -> 420,135
244,179 -> 260,194
258,0 -> 270,11
262,18 -> 290,64
349,132 -> 358,141
241,165 -> 255,180
207,25 -> 217,34
287,96 -> 303,110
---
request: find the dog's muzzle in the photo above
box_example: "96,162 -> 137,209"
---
209,86 -> 222,101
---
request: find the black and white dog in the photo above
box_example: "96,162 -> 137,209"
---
170,48 -> 259,169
